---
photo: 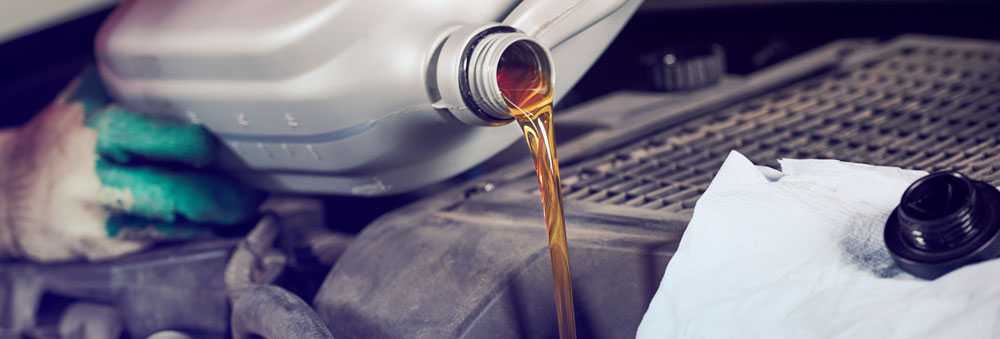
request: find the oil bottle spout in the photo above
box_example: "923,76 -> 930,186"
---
432,0 -> 632,126
434,25 -> 552,126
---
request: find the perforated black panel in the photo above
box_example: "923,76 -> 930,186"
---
560,42 -> 1000,213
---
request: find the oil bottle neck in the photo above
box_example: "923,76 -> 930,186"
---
434,24 -> 553,126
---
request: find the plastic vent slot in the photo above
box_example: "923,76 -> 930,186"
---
560,43 -> 1000,213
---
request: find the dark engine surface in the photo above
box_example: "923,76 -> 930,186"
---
2,3 -> 1000,338
314,36 -> 1000,338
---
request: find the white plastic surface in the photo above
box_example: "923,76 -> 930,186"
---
504,0 -> 629,48
96,0 -> 639,195
0,0 -> 113,43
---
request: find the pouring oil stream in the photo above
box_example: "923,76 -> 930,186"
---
498,54 -> 577,339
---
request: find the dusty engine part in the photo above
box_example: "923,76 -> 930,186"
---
0,241 -> 234,338
640,44 -> 725,92
313,36 -> 1000,338
225,201 -> 336,339
57,303 -> 124,339
0,197 -> 348,339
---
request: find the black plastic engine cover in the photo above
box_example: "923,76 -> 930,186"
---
314,193 -> 680,339
315,35 -> 1000,339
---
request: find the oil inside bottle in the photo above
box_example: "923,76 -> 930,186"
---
497,45 -> 577,339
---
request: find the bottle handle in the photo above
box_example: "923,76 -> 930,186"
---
502,0 -> 629,48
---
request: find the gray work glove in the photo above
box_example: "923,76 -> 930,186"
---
0,68 -> 264,262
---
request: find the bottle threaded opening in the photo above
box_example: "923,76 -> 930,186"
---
497,40 -> 552,115
466,33 -> 552,120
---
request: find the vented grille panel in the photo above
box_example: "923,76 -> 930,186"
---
560,43 -> 1000,213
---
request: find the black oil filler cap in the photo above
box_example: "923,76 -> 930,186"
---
640,44 -> 725,92
885,171 -> 1000,280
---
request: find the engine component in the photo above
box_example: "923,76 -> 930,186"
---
640,44 -> 725,92
884,171 -> 1000,280
314,36 -> 1000,338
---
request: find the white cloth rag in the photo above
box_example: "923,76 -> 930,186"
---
637,151 -> 1000,339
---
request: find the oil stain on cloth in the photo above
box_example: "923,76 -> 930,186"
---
634,152 -> 1000,339
840,215 -> 905,278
